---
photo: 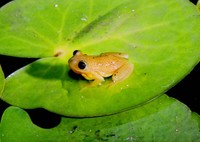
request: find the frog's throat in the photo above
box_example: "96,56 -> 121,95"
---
81,73 -> 93,80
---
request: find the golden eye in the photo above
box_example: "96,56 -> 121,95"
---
78,61 -> 86,69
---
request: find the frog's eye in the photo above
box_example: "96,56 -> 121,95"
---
73,50 -> 79,55
78,61 -> 86,69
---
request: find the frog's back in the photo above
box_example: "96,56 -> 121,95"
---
100,52 -> 128,59
89,54 -> 128,76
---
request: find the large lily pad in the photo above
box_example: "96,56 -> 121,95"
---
0,0 -> 200,116
0,95 -> 200,142
0,0 -> 134,57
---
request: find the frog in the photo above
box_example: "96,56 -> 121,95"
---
68,50 -> 134,86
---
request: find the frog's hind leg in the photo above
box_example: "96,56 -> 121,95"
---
112,62 -> 134,84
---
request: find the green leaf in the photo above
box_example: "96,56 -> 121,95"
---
0,0 -> 200,58
1,57 -> 70,115
0,66 -> 5,95
0,0 -> 135,57
0,95 -> 200,142
1,0 -> 200,116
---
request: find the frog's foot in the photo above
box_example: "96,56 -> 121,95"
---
80,80 -> 104,92
80,76 -> 104,91
90,79 -> 104,86
112,62 -> 134,83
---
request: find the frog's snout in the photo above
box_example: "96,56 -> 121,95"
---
68,57 -> 76,68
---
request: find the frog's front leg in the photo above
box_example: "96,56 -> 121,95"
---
112,62 -> 134,83
82,72 -> 105,86
92,78 -> 105,86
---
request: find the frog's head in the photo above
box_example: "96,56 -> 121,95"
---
68,50 -> 89,75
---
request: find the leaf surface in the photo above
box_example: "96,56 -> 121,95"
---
0,95 -> 200,142
1,0 -> 200,116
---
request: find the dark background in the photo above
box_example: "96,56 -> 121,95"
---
0,0 -> 199,128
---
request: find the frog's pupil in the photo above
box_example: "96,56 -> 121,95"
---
78,61 -> 86,69
73,50 -> 79,55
